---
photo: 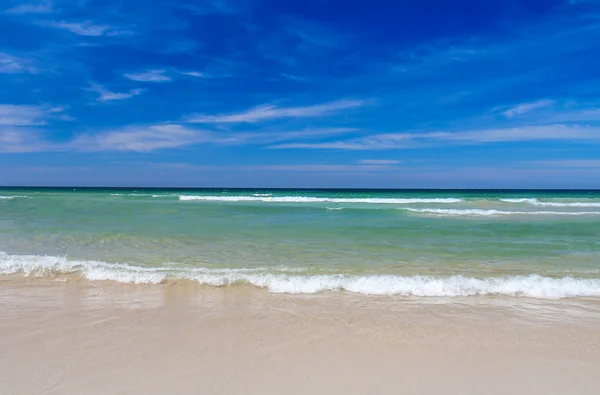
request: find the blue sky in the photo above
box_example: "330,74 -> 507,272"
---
1,0 -> 600,188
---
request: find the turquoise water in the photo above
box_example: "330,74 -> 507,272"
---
1,188 -> 600,297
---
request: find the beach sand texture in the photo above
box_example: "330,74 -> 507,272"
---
2,277 -> 600,395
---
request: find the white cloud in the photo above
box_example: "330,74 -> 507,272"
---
179,71 -> 204,78
0,104 -> 47,126
502,99 -> 554,117
0,52 -> 36,73
89,85 -> 143,102
270,141 -> 374,150
261,164 -> 397,172
0,104 -> 72,128
124,69 -> 171,82
435,124 -> 600,143
71,124 -> 210,152
358,159 -> 402,165
0,121 -> 356,153
4,1 -> 52,14
0,127 -> 59,153
528,107 -> 600,124
48,20 -> 112,36
218,127 -> 357,145
270,124 -> 600,150
186,99 -> 365,123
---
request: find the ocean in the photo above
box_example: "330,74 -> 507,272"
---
1,187 -> 600,299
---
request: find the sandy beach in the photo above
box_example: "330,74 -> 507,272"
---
1,276 -> 600,395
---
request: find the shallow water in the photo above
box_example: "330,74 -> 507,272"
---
1,188 -> 599,298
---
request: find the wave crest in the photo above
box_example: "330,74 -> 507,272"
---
179,196 -> 463,204
402,208 -> 600,216
500,198 -> 600,207
2,252 -> 599,299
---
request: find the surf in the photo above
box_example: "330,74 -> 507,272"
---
500,198 -> 600,207
401,208 -> 600,216
2,252 -> 600,299
179,195 -> 464,204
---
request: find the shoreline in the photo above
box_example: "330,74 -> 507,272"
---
3,250 -> 600,298
2,277 -> 600,394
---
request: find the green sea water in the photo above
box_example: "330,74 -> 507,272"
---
1,188 -> 600,297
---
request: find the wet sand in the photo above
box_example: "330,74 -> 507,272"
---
1,277 -> 600,395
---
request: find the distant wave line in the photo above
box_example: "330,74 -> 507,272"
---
179,196 -> 464,204
402,208 -> 600,216
500,198 -> 600,207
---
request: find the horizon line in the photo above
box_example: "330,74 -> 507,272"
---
1,186 -> 599,192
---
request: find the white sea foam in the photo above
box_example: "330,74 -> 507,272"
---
0,195 -> 27,199
110,193 -> 155,197
253,193 -> 273,197
2,252 -> 600,299
326,207 -> 345,211
500,198 -> 538,204
179,196 -> 463,204
500,198 -> 600,207
402,208 -> 600,216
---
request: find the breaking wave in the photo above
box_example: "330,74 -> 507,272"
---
500,198 -> 600,207
179,196 -> 463,204
402,208 -> 600,216
2,252 -> 600,299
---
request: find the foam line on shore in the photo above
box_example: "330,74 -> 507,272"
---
2,252 -> 600,299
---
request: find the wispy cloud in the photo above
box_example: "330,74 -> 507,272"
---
216,127 -> 358,145
269,141 -> 376,150
178,70 -> 204,78
280,73 -> 308,82
4,1 -> 52,14
377,16 -> 600,109
45,20 -> 131,36
270,124 -> 600,150
502,99 -> 555,117
436,124 -> 600,143
0,104 -> 73,128
178,1 -> 237,15
124,69 -> 171,82
0,52 -> 36,73
0,104 -> 48,126
283,17 -> 340,48
71,124 -> 210,152
46,20 -> 111,36
186,99 -> 365,123
0,127 -> 56,153
0,122 -> 358,153
358,159 -> 402,165
261,163 -> 399,172
89,84 -> 143,102
511,103 -> 600,124
527,159 -> 600,168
